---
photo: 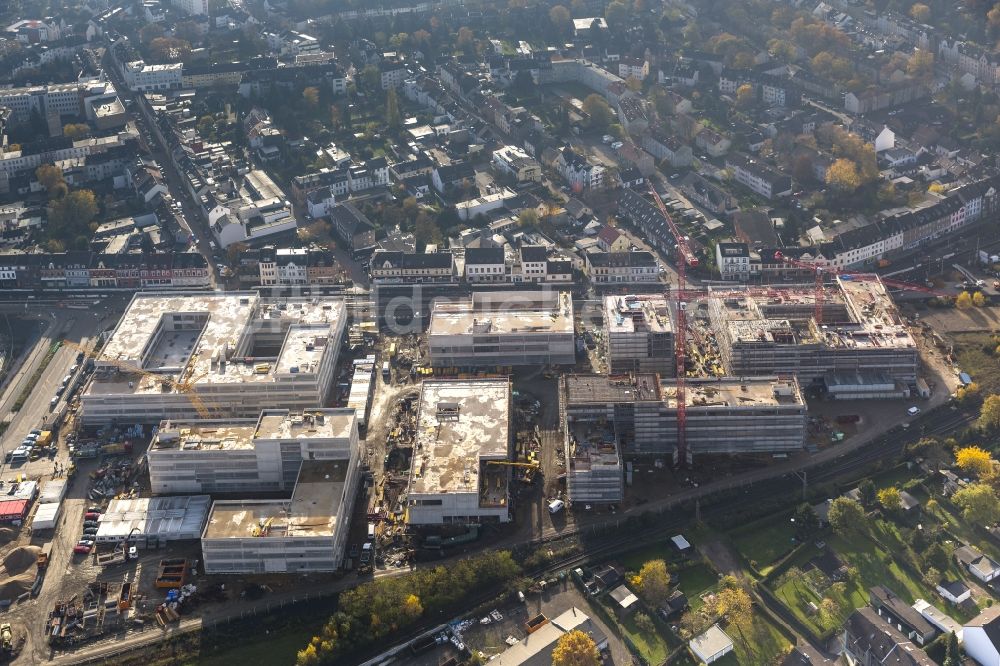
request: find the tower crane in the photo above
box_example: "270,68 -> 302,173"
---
649,186 -> 699,466
62,340 -> 214,419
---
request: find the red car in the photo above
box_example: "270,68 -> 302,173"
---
84,512 -> 100,521
73,544 -> 91,554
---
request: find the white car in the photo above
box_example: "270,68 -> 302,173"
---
907,406 -> 921,416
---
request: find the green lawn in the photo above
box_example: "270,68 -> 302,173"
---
729,518 -> 795,574
620,542 -> 678,571
597,600 -> 671,665
952,332 -> 1000,393
676,562 -> 720,611
732,611 -> 792,666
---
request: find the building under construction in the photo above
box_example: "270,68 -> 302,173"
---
201,458 -> 360,574
147,408 -> 359,494
561,374 -> 806,459
427,291 -> 575,369
603,295 -> 674,375
80,292 -> 346,425
563,427 -> 624,504
706,277 -> 918,391
405,379 -> 512,525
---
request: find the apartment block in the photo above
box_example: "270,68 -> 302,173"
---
428,291 -> 575,368
603,295 -> 674,375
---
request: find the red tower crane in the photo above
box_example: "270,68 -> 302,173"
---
649,187 -> 698,466
774,251 -> 834,324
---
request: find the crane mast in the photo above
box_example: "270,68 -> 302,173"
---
649,187 -> 698,466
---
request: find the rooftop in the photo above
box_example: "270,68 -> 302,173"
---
89,292 -> 344,395
202,460 -> 347,539
564,375 -> 804,407
429,291 -> 573,337
408,379 -> 510,496
604,295 -> 672,334
254,409 -> 355,441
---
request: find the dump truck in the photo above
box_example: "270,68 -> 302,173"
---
37,431 -> 52,447
37,543 -> 52,570
0,623 -> 11,652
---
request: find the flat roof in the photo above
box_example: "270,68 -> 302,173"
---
203,460 -> 346,539
604,294 -> 672,334
428,291 -> 573,337
705,278 -> 915,350
408,379 -> 510,496
564,375 -> 804,407
89,292 -> 344,396
96,495 -> 211,541
152,421 -> 258,451
254,409 -> 355,441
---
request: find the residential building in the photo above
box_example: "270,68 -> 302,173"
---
80,292 -> 346,425
428,291 -> 575,368
642,132 -> 693,168
0,252 -> 210,290
555,147 -> 605,191
869,585 -> 937,646
955,545 -> 1000,583
493,607 -> 608,666
405,379 -> 512,525
464,247 -> 507,282
842,608 -> 934,666
171,0 -> 208,15
123,61 -> 183,92
432,162 -> 475,195
585,251 -> 659,284
965,606 -> 1000,666
329,203 -> 377,253
369,250 -> 455,283
603,294 -> 674,375
596,226 -> 630,253
491,145 -> 542,183
618,57 -> 649,81
716,242 -> 752,281
725,153 -> 792,200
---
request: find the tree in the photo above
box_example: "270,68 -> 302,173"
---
713,584 -> 753,647
35,164 -> 66,197
818,597 -> 840,626
402,593 -> 423,619
148,37 -> 191,63
957,291 -> 974,309
923,542 -> 949,571
517,209 -> 539,228
877,487 -> 902,512
944,631 -> 960,666
858,479 -> 877,507
827,497 -> 867,537
635,559 -> 671,605
414,212 -> 442,249
582,94 -> 614,130
974,291 -> 987,307
47,189 -> 98,249
139,23 -> 165,45
605,0 -> 629,28
792,503 -> 820,542
634,611 -> 655,634
62,123 -> 89,139
907,49 -> 934,82
953,483 -> 1000,523
956,446 -> 994,477
549,5 -> 572,36
174,20 -> 201,44
385,88 -> 401,130
360,65 -> 380,92
735,83 -> 755,108
826,158 -> 861,191
981,395 -> 1000,430
910,3 -> 931,21
551,629 -> 600,666
456,27 -> 475,55
303,87 -> 319,110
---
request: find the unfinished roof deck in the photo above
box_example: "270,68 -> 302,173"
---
564,374 -> 803,407
705,277 -> 915,350
152,421 -> 258,450
428,291 -> 573,336
89,292 -> 344,395
604,294 -> 672,334
202,460 -> 346,539
409,379 -> 510,496
254,409 -> 355,441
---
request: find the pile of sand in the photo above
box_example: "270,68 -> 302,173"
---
0,573 -> 32,600
2,546 -> 39,576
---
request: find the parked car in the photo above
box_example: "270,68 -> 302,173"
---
73,544 -> 91,555
84,512 -> 100,521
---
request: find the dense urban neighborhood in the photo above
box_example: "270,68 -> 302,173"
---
4,0 -> 1000,665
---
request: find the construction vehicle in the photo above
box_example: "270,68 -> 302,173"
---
0,622 -> 11,652
98,527 -> 140,568
37,543 -> 52,570
251,516 -> 275,537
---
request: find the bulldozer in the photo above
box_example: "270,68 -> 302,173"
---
1,622 -> 13,653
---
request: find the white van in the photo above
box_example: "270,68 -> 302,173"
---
907,406 -> 921,416
547,499 -> 565,514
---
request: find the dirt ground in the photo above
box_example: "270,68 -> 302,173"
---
914,304 -> 1000,334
